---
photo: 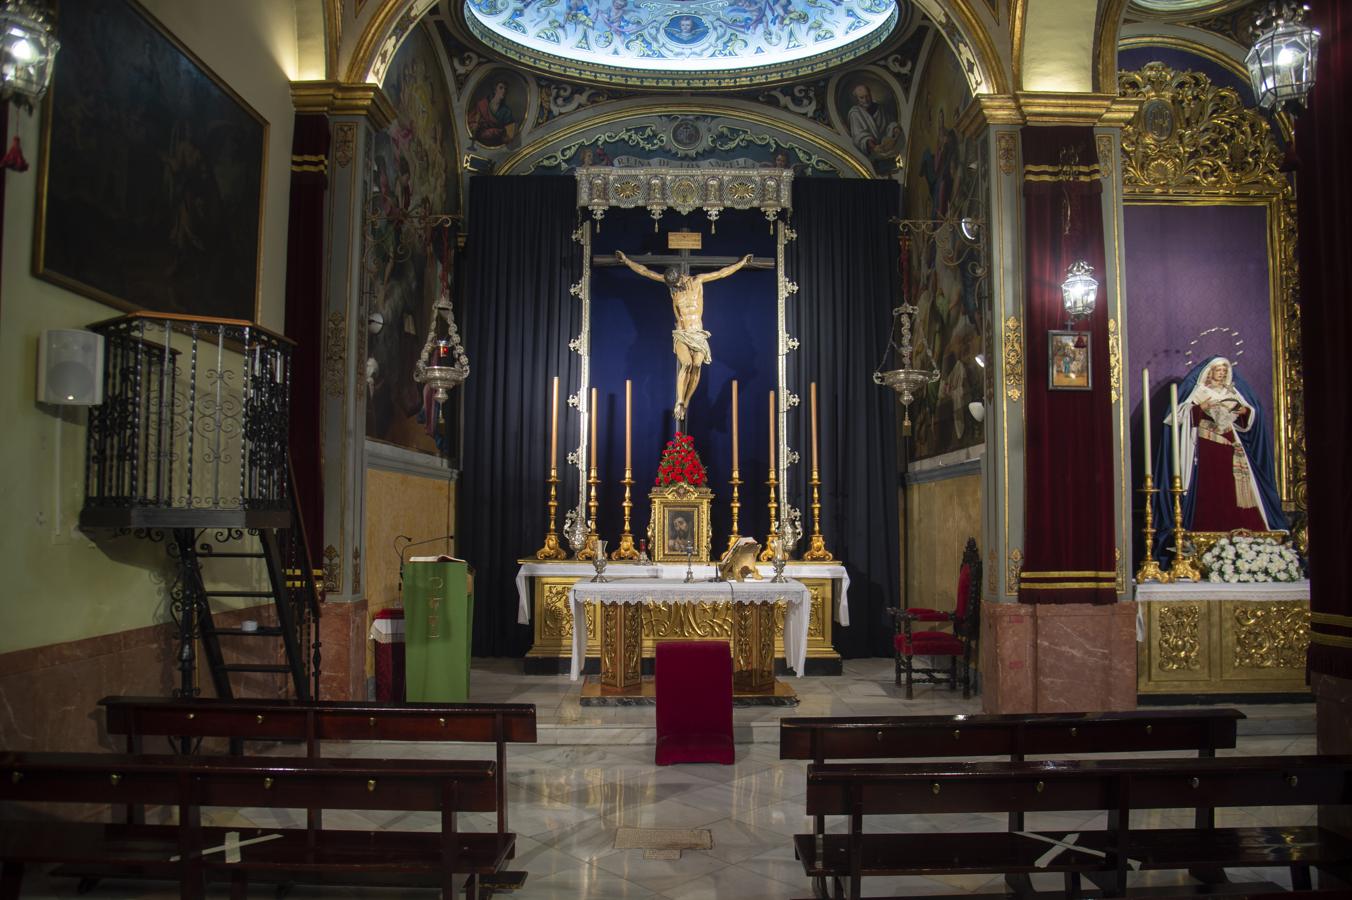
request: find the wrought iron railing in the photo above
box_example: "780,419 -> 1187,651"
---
81,313 -> 293,529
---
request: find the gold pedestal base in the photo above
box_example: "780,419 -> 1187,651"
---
802,534 -> 834,562
1134,557 -> 1170,584
535,533 -> 567,560
611,533 -> 639,560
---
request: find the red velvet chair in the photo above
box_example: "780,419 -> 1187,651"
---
655,640 -> 734,765
890,537 -> 981,699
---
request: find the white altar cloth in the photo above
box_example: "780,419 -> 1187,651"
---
1132,579 -> 1310,640
516,561 -> 849,627
566,577 -> 812,681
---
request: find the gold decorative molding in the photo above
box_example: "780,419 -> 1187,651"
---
324,312 -> 347,398
352,546 -> 362,594
1158,602 -> 1202,671
541,583 -> 574,640
1118,64 -> 1284,197
996,131 -> 1017,176
333,122 -> 357,168
1096,134 -> 1115,181
1232,602 -> 1310,670
1002,316 -> 1024,402
1114,546 -> 1126,593
290,80 -> 396,131
1007,548 -> 1022,597
1119,63 -> 1305,513
322,544 -> 341,593
1014,91 -> 1121,125
1107,318 -> 1122,404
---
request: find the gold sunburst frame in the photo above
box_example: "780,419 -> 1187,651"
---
1117,63 -> 1306,523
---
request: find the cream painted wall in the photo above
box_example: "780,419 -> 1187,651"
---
0,0 -> 298,655
904,472 -> 982,614
1021,0 -> 1098,92
363,467 -> 456,679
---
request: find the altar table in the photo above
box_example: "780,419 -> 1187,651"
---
568,577 -> 811,694
1134,580 -> 1310,695
516,561 -> 847,674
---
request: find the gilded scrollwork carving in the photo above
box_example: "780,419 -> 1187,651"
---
324,312 -> 347,398
1096,134 -> 1115,182
333,122 -> 356,168
1157,603 -> 1202,671
1233,602 -> 1309,669
1006,548 -> 1022,597
996,131 -> 1016,176
322,544 -> 340,593
1107,318 -> 1122,405
1002,316 -> 1023,402
1118,64 -> 1285,197
541,584 -> 575,640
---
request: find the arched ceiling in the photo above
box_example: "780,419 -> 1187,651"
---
462,0 -> 899,89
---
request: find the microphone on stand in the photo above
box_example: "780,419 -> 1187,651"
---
393,534 -> 457,597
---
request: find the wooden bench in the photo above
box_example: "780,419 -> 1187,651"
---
796,755 -> 1352,900
101,696 -> 534,832
781,709 -> 1243,895
0,750 -> 508,899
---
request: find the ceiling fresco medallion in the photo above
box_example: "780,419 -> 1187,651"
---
463,0 -> 898,88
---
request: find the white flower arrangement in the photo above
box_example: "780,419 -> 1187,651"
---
1200,535 -> 1302,584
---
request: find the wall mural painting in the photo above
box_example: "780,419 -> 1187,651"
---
831,67 -> 904,175
367,26 -> 457,455
466,66 -> 530,150
904,40 -> 982,461
36,0 -> 265,319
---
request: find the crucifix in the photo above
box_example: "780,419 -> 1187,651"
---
593,232 -> 774,425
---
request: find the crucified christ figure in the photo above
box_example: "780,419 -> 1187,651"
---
616,250 -> 754,424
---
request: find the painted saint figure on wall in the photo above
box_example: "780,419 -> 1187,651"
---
1153,356 -> 1289,546
468,78 -> 519,148
846,81 -> 902,166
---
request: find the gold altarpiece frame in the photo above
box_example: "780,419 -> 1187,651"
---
1120,63 -> 1309,695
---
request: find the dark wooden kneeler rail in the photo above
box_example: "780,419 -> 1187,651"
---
796,755 -> 1352,900
781,709 -> 1244,896
0,750 -> 506,900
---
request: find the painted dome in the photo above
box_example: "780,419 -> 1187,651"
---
463,0 -> 899,88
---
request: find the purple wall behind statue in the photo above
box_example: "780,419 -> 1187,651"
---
1125,203 -> 1274,484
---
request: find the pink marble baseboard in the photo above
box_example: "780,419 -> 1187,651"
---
981,601 -> 1036,714
1034,602 -> 1137,713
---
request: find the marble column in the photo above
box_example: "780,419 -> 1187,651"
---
291,83 -> 396,698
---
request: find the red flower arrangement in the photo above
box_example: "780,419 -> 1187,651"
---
655,432 -> 708,487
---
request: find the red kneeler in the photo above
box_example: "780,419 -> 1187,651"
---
655,641 -> 734,765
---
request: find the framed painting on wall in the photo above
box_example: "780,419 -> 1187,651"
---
1048,330 -> 1092,391
35,0 -> 267,320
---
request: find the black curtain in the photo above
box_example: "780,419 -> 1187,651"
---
787,179 -> 901,657
460,176 -> 581,656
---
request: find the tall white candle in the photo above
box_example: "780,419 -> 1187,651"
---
549,376 -> 559,471
731,380 -> 739,475
1141,368 -> 1151,480
1169,382 -> 1181,476
624,380 -> 632,471
768,391 -> 777,474
590,386 -> 598,472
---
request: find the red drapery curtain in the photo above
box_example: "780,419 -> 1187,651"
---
1019,126 -> 1116,605
283,114 -> 330,565
1300,0 -> 1352,677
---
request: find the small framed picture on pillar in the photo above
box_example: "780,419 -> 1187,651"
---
1048,330 -> 1092,391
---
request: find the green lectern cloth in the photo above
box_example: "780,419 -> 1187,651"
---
402,560 -> 473,701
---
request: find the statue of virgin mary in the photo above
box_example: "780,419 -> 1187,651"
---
1152,356 -> 1288,553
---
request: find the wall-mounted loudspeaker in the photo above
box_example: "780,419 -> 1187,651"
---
37,329 -> 104,406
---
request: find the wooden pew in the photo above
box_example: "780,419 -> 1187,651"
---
796,755 -> 1352,900
0,750 -> 506,900
781,709 -> 1243,894
100,696 -> 535,837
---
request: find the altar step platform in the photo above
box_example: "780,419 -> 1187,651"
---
461,658 -> 1312,746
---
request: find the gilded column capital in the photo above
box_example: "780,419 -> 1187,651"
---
290,80 -> 396,131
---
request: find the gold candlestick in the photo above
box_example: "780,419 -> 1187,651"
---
612,469 -> 639,559
1167,475 -> 1201,582
802,471 -> 834,561
725,471 -> 743,553
1133,474 -> 1168,583
758,467 -> 780,562
535,468 -> 567,559
577,465 -> 600,560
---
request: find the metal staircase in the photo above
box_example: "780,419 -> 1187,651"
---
79,313 -> 322,701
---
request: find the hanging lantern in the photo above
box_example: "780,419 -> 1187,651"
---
1061,260 -> 1099,323
413,287 -> 470,415
0,0 -> 58,106
1246,1 -> 1319,112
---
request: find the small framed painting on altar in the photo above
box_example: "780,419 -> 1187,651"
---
650,483 -> 713,562
1048,330 -> 1092,391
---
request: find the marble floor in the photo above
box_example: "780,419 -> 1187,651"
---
18,658 -> 1321,899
